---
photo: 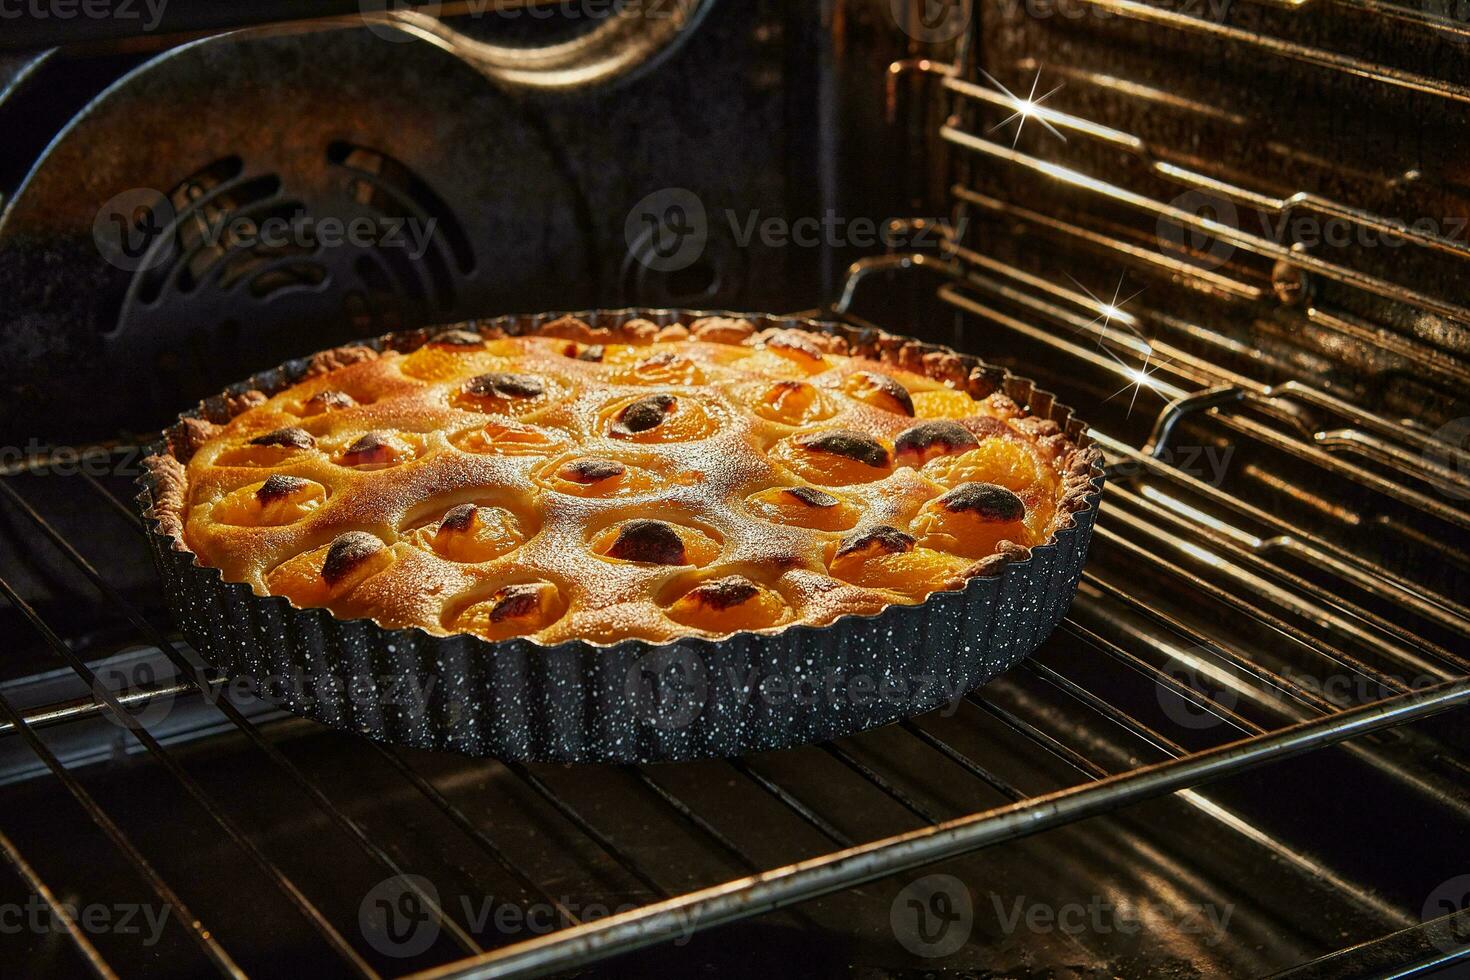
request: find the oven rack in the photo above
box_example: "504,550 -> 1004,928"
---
1070,0 -> 1470,105
2,264 -> 1469,977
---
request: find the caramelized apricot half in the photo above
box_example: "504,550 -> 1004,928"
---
291,388 -> 358,417
910,482 -> 1032,558
825,525 -> 968,598
665,574 -> 788,633
334,431 -> 423,470
772,429 -> 893,485
212,475 -> 327,527
894,420 -> 980,469
214,427 -> 318,467
911,389 -> 981,419
762,332 -> 828,371
266,531 -> 395,606
536,456 -> 663,498
744,485 -> 861,531
451,581 -> 565,641
450,372 -> 557,417
749,380 -> 832,426
603,393 -> 718,443
840,372 -> 915,416
612,351 -> 707,386
452,417 -> 568,456
412,503 -> 526,563
921,436 -> 1045,493
589,520 -> 720,567
398,330 -> 501,381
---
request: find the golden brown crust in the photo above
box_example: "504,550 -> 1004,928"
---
147,316 -> 1100,645
142,452 -> 188,546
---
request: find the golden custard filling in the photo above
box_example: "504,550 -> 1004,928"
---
166,317 -> 1089,645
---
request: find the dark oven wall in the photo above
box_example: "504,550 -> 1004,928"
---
0,1 -> 917,446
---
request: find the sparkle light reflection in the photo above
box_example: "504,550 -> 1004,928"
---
1061,271 -> 1170,417
979,68 -> 1067,148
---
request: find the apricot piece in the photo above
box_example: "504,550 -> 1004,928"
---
911,482 -> 1032,558
605,393 -> 717,443
335,431 -> 420,470
560,342 -> 605,362
826,525 -> 967,597
751,380 -> 830,426
745,486 -> 861,531
451,372 -> 552,416
921,437 -> 1045,493
763,332 -> 828,372
894,420 -> 980,469
773,429 -> 893,485
266,531 -> 394,606
212,475 -> 326,527
214,427 -> 318,467
666,575 -> 787,633
295,389 -> 357,417
841,372 -> 914,416
415,503 -> 525,563
538,456 -> 660,498
590,520 -> 720,567
613,352 -> 706,385
911,389 -> 981,419
453,418 -> 567,456
452,582 -> 564,641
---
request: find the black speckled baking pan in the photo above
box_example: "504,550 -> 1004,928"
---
136,309 -> 1104,763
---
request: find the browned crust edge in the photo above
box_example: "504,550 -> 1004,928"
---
142,312 -> 1104,585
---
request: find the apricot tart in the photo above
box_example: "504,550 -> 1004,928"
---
141,310 -> 1102,762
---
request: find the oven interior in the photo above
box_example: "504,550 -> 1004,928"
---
1,1 -> 1468,976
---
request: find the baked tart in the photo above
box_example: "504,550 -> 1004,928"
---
141,310 -> 1102,761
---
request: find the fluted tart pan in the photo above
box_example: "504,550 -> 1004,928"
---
137,309 -> 1104,762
